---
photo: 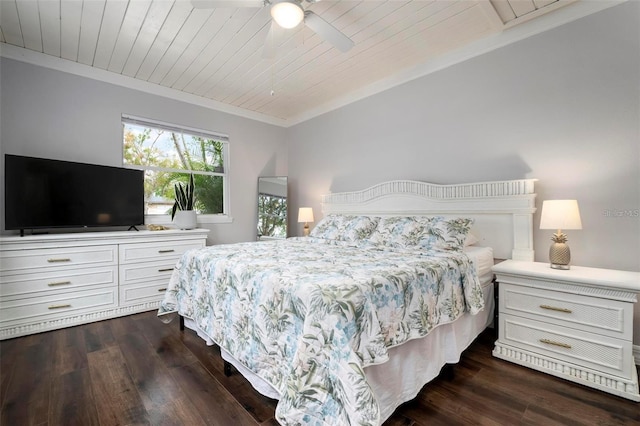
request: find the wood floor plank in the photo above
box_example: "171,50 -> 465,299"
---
412,382 -> 520,425
178,326 -> 222,374
458,356 -> 640,425
108,313 -> 144,338
170,361 -> 260,425
117,330 -> 183,410
0,338 -> 18,407
49,367 -> 100,426
135,313 -> 198,368
179,325 -> 279,423
2,311 -> 639,426
390,398 -> 464,426
51,324 -> 89,377
146,397 -> 208,426
84,319 -> 116,353
0,338 -> 52,425
405,353 -> 529,424
87,344 -> 150,425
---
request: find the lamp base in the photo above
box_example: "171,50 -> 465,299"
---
549,242 -> 571,270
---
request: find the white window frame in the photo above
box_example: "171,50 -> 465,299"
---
122,115 -> 232,225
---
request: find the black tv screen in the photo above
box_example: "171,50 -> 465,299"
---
4,154 -> 144,232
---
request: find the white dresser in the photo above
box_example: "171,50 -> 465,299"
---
0,229 -> 209,339
492,260 -> 640,401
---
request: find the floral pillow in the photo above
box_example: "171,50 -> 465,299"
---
368,216 -> 474,252
367,216 -> 424,248
310,215 -> 379,243
416,216 -> 474,252
309,214 -> 342,240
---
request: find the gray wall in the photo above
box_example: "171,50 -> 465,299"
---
0,58 -> 287,244
288,1 -> 639,272
287,2 -> 640,344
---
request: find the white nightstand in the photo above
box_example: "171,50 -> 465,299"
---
492,260 -> 640,401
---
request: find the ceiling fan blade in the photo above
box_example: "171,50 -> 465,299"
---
304,11 -> 354,53
190,0 -> 264,9
263,21 -> 285,59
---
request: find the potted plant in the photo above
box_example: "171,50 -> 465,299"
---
171,174 -> 197,229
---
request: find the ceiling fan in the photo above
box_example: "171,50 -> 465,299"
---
191,0 -> 355,57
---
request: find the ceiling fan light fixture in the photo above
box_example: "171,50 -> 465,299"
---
270,0 -> 304,29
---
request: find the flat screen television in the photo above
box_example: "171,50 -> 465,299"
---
4,154 -> 144,234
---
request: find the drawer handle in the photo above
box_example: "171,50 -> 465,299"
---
48,281 -> 72,287
158,268 -> 174,272
158,288 -> 167,292
158,249 -> 175,254
48,304 -> 71,310
539,338 -> 572,349
540,304 -> 572,314
47,258 -> 71,263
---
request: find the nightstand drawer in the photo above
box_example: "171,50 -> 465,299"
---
500,315 -> 633,378
500,283 -> 632,339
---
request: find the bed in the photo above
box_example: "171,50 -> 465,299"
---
158,179 -> 537,425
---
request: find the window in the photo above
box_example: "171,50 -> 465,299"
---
122,115 -> 230,223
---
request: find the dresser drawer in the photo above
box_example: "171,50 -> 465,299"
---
0,287 -> 118,324
119,260 -> 176,285
500,283 -> 632,340
500,315 -> 633,378
120,280 -> 168,306
0,267 -> 117,299
119,240 -> 204,264
1,245 -> 117,274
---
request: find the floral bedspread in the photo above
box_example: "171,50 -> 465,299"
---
158,238 -> 484,425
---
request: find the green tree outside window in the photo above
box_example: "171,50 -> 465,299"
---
122,119 -> 228,216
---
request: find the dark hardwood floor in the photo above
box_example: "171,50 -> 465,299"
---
1,311 -> 639,425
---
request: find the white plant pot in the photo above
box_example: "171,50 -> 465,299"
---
174,210 -> 197,230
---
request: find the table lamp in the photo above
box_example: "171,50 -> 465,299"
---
298,207 -> 314,236
539,199 -> 582,270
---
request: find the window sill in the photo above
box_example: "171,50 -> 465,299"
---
145,214 -> 234,225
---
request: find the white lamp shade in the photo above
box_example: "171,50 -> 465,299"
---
540,200 -> 582,230
298,207 -> 314,223
271,1 -> 304,29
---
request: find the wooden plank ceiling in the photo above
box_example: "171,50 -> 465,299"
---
0,0 -> 576,123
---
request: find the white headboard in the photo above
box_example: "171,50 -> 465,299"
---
321,179 -> 537,261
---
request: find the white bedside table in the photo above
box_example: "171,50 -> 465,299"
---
492,260 -> 640,401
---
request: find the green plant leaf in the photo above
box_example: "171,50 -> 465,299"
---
171,174 -> 196,220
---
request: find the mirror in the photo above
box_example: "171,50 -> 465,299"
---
257,177 -> 288,239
